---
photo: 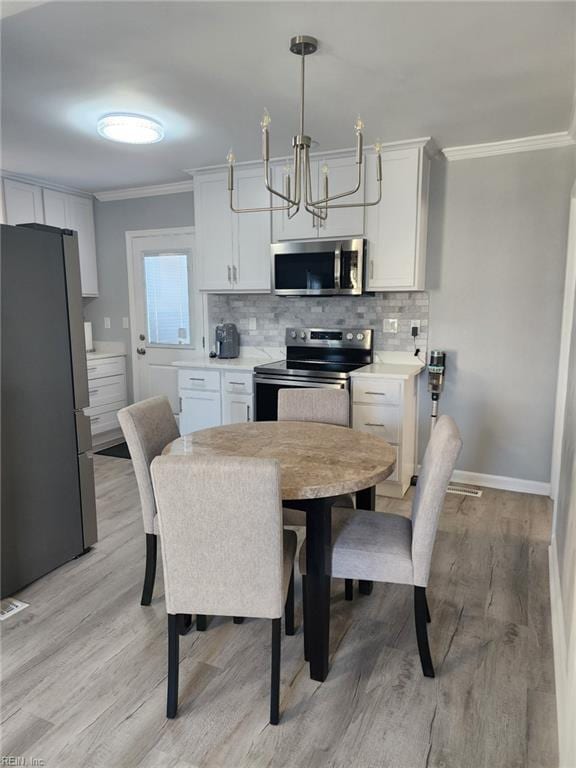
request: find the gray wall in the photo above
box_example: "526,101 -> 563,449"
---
83,191 -> 194,396
418,147 -> 576,483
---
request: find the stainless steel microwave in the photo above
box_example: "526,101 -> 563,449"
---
271,238 -> 365,296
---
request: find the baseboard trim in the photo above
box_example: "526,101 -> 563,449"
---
549,537 -> 570,767
450,469 -> 551,496
415,466 -> 551,496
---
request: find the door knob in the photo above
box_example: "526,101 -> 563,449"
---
136,347 -> 146,356
139,334 -> 146,341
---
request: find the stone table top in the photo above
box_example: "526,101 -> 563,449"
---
162,421 -> 396,500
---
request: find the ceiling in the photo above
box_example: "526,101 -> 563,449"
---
1,1 -> 574,192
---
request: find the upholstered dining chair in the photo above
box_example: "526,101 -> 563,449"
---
118,396 -> 179,606
150,454 -> 297,724
301,414 -> 462,677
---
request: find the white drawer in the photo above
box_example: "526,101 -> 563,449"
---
223,371 -> 253,395
86,400 -> 126,435
352,403 -> 401,444
353,378 -> 402,406
88,375 -> 126,407
178,369 -> 220,392
87,357 -> 126,381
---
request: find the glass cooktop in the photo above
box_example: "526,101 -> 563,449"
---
254,359 -> 366,379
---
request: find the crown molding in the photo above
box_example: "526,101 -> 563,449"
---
442,132 -> 575,161
1,169 -> 92,197
94,180 -> 195,202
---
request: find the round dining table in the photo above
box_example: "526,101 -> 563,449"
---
163,420 -> 396,682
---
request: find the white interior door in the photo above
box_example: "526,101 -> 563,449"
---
126,228 -> 204,414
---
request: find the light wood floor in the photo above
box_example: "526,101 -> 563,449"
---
1,455 -> 558,768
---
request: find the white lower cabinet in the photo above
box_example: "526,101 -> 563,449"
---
178,366 -> 254,433
180,391 -> 222,434
85,355 -> 128,447
351,374 -> 417,497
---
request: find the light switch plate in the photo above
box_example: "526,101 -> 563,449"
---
104,317 -> 111,329
383,318 -> 398,334
249,317 -> 257,331
122,317 -> 129,329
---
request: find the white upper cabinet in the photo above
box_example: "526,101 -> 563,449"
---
195,166 -> 271,292
3,179 -> 44,225
271,153 -> 365,241
43,189 -> 99,297
233,166 -> 271,291
364,143 -> 430,292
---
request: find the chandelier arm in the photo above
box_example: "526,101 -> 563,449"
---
309,161 -> 363,206
264,160 -> 298,206
321,176 -> 383,210
304,201 -> 328,220
229,188 -> 295,213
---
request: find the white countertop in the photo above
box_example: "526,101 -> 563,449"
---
87,351 -> 127,360
171,356 -> 278,372
351,361 -> 425,379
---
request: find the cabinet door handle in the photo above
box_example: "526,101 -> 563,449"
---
370,260 -> 374,280
227,265 -> 232,283
365,423 -> 386,428
365,391 -> 387,396
179,397 -> 182,411
188,377 -> 205,382
232,265 -> 238,283
247,404 -> 251,421
228,381 -> 245,386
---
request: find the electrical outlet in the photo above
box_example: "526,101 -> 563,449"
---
383,318 -> 398,334
249,317 -> 257,331
122,317 -> 129,329
411,320 -> 421,335
104,317 -> 111,329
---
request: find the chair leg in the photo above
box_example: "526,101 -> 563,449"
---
425,593 -> 431,624
233,617 -> 245,624
285,567 -> 295,636
302,575 -> 309,662
178,614 -> 193,635
167,614 -> 179,718
140,533 -> 157,606
358,580 -> 374,596
345,579 -> 354,601
414,586 -> 435,678
196,615 -> 207,631
270,618 -> 281,725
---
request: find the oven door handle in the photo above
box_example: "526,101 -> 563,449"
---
253,375 -> 346,389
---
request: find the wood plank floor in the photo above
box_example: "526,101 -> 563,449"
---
1,455 -> 558,768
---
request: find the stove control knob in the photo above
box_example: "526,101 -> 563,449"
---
346,332 -> 354,341
300,331 -> 307,340
289,330 -> 297,339
356,332 -> 364,341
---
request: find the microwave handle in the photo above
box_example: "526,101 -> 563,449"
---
334,243 -> 341,290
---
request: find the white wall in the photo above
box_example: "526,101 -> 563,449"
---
418,146 -> 576,486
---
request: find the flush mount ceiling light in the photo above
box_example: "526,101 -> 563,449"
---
97,113 -> 164,144
227,35 -> 383,223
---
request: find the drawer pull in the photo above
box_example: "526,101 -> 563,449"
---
365,423 -> 386,427
188,377 -> 205,382
364,391 -> 387,396
87,367 -> 97,373
228,381 -> 245,386
91,416 -> 100,423
89,388 -> 99,395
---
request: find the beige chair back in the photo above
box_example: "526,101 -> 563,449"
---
277,388 -> 349,427
150,455 -> 285,619
411,415 -> 462,586
118,396 -> 179,535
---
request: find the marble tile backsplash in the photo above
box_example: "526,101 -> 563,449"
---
208,292 -> 429,352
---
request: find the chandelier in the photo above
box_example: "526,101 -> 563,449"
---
227,35 -> 383,222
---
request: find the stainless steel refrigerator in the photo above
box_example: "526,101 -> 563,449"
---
1,223 -> 98,598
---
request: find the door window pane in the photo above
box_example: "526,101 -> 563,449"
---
144,252 -> 192,345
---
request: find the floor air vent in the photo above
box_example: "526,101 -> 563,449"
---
0,598 -> 29,621
446,485 -> 483,498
